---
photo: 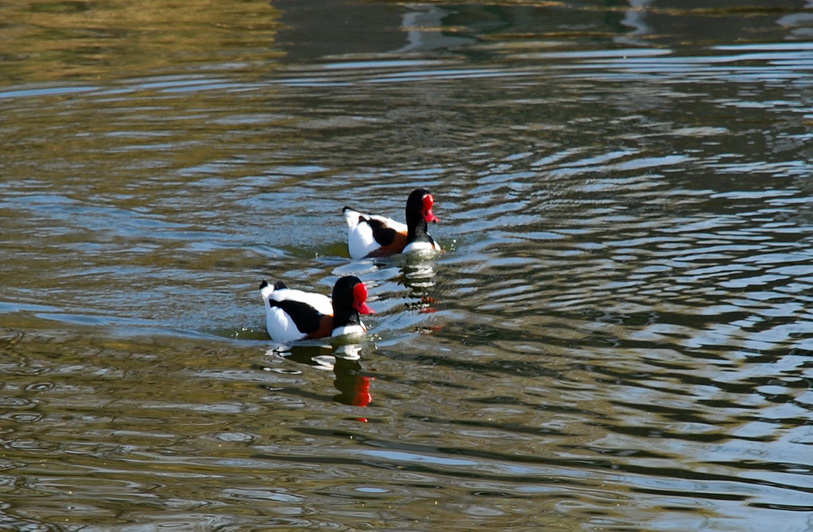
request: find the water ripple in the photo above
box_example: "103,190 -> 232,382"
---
2,7 -> 813,528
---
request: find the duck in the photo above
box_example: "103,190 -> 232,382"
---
343,188 -> 440,259
259,276 -> 373,342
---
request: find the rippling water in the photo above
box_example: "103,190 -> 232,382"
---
2,1 -> 813,530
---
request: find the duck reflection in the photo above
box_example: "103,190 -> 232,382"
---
332,343 -> 373,409
402,253 -> 438,315
270,342 -> 373,415
272,343 -> 334,369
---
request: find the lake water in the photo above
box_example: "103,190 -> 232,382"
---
2,1 -> 813,530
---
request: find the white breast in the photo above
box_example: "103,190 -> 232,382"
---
332,323 -> 367,338
403,240 -> 441,254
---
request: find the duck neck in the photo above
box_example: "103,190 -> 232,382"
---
333,306 -> 362,329
406,214 -> 431,244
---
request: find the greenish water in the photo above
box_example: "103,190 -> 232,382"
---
2,1 -> 813,530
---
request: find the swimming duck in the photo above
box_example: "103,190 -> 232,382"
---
260,276 -> 373,342
343,188 -> 440,259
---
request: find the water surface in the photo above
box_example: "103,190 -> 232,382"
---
2,1 -> 813,530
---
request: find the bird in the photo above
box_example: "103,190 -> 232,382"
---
343,188 -> 440,260
259,276 -> 373,342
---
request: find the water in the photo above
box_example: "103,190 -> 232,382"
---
2,1 -> 813,529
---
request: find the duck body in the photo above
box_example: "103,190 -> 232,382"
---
344,188 -> 440,260
343,210 -> 408,259
260,277 -> 373,342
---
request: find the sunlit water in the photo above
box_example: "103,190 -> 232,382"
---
2,1 -> 813,530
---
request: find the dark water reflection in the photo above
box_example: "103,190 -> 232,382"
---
2,0 -> 813,529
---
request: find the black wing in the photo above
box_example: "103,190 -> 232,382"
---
268,299 -> 323,335
364,216 -> 397,246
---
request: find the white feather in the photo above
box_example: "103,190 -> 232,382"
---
260,283 -> 333,342
403,240 -> 441,254
344,208 -> 407,259
331,323 -> 366,338
264,308 -> 306,342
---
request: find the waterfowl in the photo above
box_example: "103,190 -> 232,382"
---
343,188 -> 440,259
259,276 -> 373,342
